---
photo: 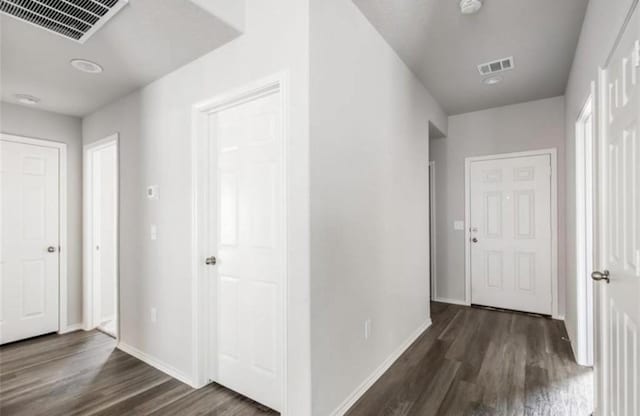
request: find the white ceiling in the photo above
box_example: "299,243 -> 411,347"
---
353,0 -> 589,115
1,0 -> 242,117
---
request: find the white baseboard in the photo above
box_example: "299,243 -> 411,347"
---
58,323 -> 84,334
329,319 -> 432,416
433,296 -> 469,306
118,342 -> 195,387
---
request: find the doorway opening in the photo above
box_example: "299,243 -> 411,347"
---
429,161 -> 437,301
575,87 -> 596,367
83,135 -> 119,338
192,75 -> 288,413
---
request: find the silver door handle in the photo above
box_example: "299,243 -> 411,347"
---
47,246 -> 56,253
205,256 -> 217,266
591,270 -> 610,283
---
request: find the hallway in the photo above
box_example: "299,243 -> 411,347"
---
346,302 -> 593,415
0,302 -> 594,415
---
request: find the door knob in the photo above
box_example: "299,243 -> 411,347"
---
591,270 -> 610,283
47,246 -> 56,253
472,238 -> 478,243
205,256 -> 217,266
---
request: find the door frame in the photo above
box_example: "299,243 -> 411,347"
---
82,134 -> 120,336
428,161 -> 437,300
463,148 -> 559,318
574,84 -> 597,366
191,73 -> 289,412
0,133 -> 69,332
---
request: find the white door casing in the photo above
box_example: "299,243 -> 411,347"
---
594,3 -> 640,415
0,139 -> 60,344
468,153 -> 553,315
204,89 -> 284,411
575,86 -> 596,367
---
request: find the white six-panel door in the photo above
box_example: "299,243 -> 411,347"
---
595,4 -> 640,415
469,154 -> 552,315
207,90 -> 283,411
0,139 -> 60,344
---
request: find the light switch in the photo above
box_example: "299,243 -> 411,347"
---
453,220 -> 465,231
147,185 -> 159,200
150,224 -> 157,241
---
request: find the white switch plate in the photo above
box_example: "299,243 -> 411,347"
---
454,220 -> 465,231
151,307 -> 157,323
364,319 -> 372,340
150,224 -> 157,241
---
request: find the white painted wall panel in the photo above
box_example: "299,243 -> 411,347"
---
309,1 -> 447,415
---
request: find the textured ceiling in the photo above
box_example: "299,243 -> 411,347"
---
353,0 -> 589,115
1,0 -> 242,116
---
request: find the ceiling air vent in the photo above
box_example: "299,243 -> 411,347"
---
477,56 -> 515,76
0,0 -> 128,43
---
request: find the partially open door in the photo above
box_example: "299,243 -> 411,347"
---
593,4 -> 640,414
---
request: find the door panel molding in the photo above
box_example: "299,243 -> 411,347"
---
0,133 -> 68,334
595,4 -> 640,413
464,148 -> 559,318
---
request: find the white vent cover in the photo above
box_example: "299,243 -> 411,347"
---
0,0 -> 128,43
477,56 -> 515,76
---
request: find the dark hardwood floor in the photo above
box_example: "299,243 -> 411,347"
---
0,302 -> 592,416
0,330 -> 276,416
346,302 -> 593,416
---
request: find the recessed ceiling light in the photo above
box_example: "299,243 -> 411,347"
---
15,94 -> 40,105
483,76 -> 503,85
70,59 -> 103,74
460,0 -> 483,15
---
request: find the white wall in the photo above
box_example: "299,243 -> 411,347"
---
309,1 -> 447,415
0,102 -> 84,327
430,96 -> 566,314
82,0 -> 311,413
563,0 -> 635,361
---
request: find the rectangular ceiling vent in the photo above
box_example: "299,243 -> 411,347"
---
477,56 -> 515,76
0,0 -> 128,43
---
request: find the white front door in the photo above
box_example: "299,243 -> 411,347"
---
594,5 -> 640,415
469,154 -> 552,315
208,90 -> 283,411
0,139 -> 60,344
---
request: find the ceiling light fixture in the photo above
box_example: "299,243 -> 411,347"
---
483,76 -> 503,85
70,59 -> 103,74
15,94 -> 40,105
460,0 -> 483,15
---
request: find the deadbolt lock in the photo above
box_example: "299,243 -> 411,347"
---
205,256 -> 217,266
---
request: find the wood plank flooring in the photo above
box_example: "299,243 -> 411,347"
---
346,302 -> 593,416
0,302 -> 592,415
0,330 -> 276,416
